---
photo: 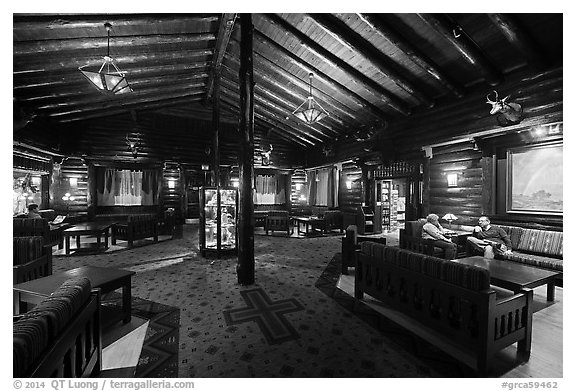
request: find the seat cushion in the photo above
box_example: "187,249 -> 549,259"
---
499,251 -> 563,272
516,229 -> 563,258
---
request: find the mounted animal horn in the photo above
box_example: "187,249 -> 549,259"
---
126,134 -> 140,159
486,90 -> 524,126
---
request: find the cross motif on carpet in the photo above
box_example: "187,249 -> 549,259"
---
223,288 -> 304,345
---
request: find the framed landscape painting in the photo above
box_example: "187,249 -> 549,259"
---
506,142 -> 563,215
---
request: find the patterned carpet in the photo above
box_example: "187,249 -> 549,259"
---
52,224 -> 469,378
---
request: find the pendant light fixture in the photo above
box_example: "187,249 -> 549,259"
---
292,73 -> 329,124
79,22 -> 132,95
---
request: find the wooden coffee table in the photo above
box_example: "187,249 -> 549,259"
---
292,216 -> 325,235
454,256 -> 561,301
13,266 -> 135,326
63,222 -> 114,255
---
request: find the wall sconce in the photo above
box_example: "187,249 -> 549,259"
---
168,179 -> 175,189
69,177 -> 78,187
345,180 -> 353,190
231,179 -> 239,188
201,164 -> 210,171
31,176 -> 41,186
295,183 -> 303,191
447,173 -> 458,187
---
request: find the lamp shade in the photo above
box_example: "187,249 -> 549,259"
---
293,97 -> 329,124
79,58 -> 132,95
442,213 -> 458,222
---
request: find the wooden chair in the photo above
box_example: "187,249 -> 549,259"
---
265,210 -> 291,236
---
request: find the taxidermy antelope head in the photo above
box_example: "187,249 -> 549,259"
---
262,144 -> 273,165
486,90 -> 523,126
126,135 -> 140,159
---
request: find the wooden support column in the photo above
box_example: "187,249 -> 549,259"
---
237,14 -> 255,285
212,68 -> 221,188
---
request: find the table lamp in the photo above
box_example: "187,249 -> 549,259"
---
442,213 -> 458,230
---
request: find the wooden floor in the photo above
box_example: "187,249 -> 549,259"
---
337,273 -> 563,378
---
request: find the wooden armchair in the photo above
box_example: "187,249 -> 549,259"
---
341,225 -> 386,274
13,236 -> 53,284
265,210 -> 291,236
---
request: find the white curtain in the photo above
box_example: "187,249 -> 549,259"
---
114,170 -> 142,205
315,168 -> 330,206
255,174 -> 286,204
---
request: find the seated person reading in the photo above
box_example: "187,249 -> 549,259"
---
467,216 -> 513,259
27,203 -> 42,219
422,213 -> 457,260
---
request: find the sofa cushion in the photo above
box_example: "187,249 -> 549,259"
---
516,229 -> 563,258
499,252 -> 563,272
405,219 -> 426,237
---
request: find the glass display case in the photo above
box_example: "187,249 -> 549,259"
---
199,187 -> 238,256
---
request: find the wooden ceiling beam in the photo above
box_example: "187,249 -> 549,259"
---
487,14 -> 546,70
18,72 -> 210,103
48,88 -> 206,120
34,79 -> 208,112
206,13 -> 237,99
416,13 -> 502,86
13,33 -> 216,56
14,48 -> 214,73
57,95 -> 206,123
13,14 -> 219,33
308,13 -> 435,108
357,13 -> 465,98
259,13 -> 407,117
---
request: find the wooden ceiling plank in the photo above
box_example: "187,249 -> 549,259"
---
206,13 -> 237,99
308,13 -> 435,108
487,14 -> 547,70
416,13 -> 502,86
260,13 -> 408,117
357,13 -> 465,98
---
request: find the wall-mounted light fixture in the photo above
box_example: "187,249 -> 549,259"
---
231,179 -> 239,188
345,180 -> 353,190
295,183 -> 303,191
168,179 -> 176,189
447,173 -> 458,187
69,177 -> 78,187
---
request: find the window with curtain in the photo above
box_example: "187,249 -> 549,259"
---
306,167 -> 339,207
96,168 -> 160,206
254,174 -> 286,204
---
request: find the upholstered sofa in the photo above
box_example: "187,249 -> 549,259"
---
111,213 -> 159,247
355,242 -> 534,373
13,277 -> 102,377
265,210 -> 292,236
13,236 -> 52,284
473,225 -> 563,283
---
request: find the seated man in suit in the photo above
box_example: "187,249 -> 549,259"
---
422,213 -> 457,260
27,203 -> 42,219
467,216 -> 513,259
